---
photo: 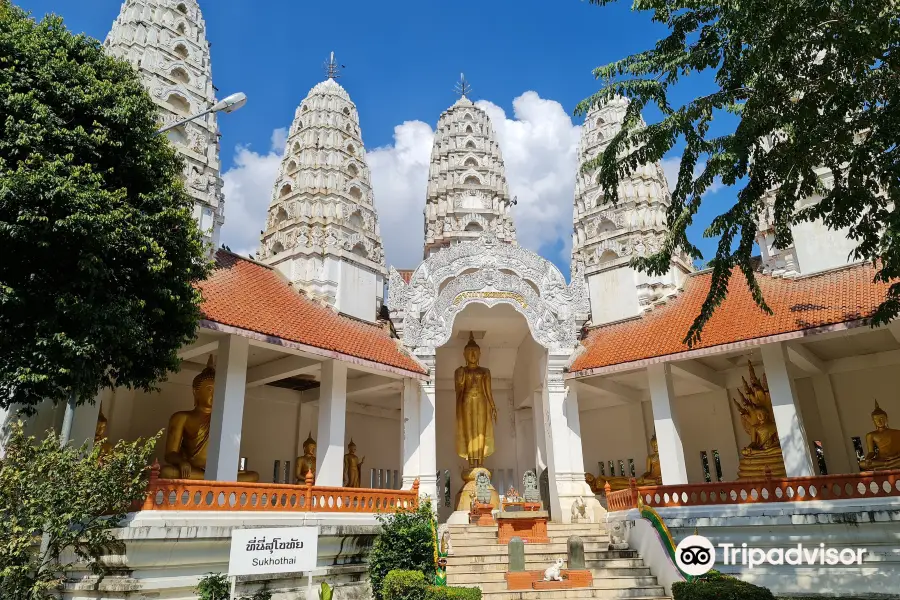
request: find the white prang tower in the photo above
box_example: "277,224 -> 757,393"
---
105,0 -> 225,248
572,96 -> 693,325
422,75 -> 517,258
258,54 -> 387,322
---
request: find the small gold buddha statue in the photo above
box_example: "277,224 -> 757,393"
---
94,411 -> 113,456
591,434 -> 662,494
859,400 -> 900,471
295,432 -> 316,484
734,362 -> 786,480
454,332 -> 500,510
343,439 -> 365,488
159,356 -> 259,482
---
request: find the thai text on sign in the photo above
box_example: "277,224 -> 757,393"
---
229,526 -> 319,576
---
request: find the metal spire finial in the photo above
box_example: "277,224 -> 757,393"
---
454,73 -> 472,98
324,51 -> 343,80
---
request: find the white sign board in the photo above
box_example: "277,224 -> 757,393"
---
228,527 -> 319,576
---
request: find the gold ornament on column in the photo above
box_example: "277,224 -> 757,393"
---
454,332 -> 500,510
859,400 -> 900,471
343,439 -> 366,487
159,356 -> 259,482
733,361 -> 785,480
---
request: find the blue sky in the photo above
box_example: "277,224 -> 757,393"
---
16,0 -> 737,274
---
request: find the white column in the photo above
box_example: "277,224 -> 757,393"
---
543,353 -> 601,522
315,360 -> 348,486
532,390 -> 547,475
69,390 -> 105,450
205,334 -> 250,482
0,404 -> 13,458
648,363 -> 689,485
761,342 -> 815,477
107,387 -> 135,443
811,374 -> 853,474
400,377 -> 421,489
417,373 -> 438,506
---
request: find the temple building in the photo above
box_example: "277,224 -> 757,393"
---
4,2 -> 900,598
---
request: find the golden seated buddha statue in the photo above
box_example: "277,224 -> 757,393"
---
734,362 -> 785,480
295,432 -> 317,484
590,435 -> 662,493
159,356 -> 259,482
94,411 -> 113,457
859,400 -> 900,471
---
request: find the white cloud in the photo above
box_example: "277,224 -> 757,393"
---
220,128 -> 287,256
661,156 -> 724,197
367,121 -> 435,268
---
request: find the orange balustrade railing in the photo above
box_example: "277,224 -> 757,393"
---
604,470 -> 900,511
137,461 -> 420,513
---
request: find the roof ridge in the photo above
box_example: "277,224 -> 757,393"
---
217,249 -> 274,271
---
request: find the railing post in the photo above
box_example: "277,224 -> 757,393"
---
141,459 -> 161,510
412,478 -> 420,509
305,470 -> 314,509
629,478 -> 638,509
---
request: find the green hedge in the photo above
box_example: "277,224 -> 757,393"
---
384,570 -> 427,600
673,572 -> 775,600
425,586 -> 482,600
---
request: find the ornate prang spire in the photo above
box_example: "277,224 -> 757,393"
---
258,63 -> 387,322
324,51 -> 343,80
104,0 -> 225,249
454,73 -> 473,98
422,80 -> 517,258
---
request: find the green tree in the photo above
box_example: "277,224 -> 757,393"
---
0,421 -> 157,599
0,2 -> 210,413
368,499 -> 436,600
577,0 -> 898,345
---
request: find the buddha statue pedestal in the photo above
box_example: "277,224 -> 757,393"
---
737,448 -> 786,480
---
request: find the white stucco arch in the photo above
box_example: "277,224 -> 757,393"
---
388,233 -> 589,353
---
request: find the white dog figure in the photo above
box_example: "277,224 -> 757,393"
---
543,558 -> 565,582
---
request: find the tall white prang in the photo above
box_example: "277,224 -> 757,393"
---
422,78 -> 517,258
105,0 -> 225,248
257,55 -> 387,322
571,96 -> 692,325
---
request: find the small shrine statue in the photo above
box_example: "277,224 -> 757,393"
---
159,356 -> 259,481
733,362 -> 786,480
295,432 -> 317,484
859,400 -> 900,471
343,439 -> 366,488
522,470 -> 540,504
94,411 -> 113,456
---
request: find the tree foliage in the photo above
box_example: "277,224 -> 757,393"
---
577,0 -> 899,345
0,3 -> 210,412
368,499 -> 436,600
0,420 -> 157,599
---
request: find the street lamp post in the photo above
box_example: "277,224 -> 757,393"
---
156,91 -> 247,135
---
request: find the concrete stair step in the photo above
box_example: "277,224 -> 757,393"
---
446,559 -> 649,574
476,588 -> 668,600
451,542 -> 610,556
449,573 -> 657,588
447,550 -> 639,565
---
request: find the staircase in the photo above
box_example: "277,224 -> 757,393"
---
445,523 -> 672,600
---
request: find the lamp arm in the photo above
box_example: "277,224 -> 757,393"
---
155,107 -> 214,136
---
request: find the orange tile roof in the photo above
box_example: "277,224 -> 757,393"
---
199,251 -> 426,375
570,263 -> 889,374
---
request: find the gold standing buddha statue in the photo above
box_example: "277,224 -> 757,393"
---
859,400 -> 900,471
159,356 -> 259,482
343,439 -> 366,487
295,432 -> 317,483
734,361 -> 786,480
94,411 -> 113,456
454,333 -> 500,510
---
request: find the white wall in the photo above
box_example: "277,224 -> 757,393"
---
792,219 -> 858,275
579,403 -> 648,480
336,258 -> 378,322
675,391 -> 740,482
587,265 -> 640,325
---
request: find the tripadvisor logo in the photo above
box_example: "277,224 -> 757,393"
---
675,535 -> 867,575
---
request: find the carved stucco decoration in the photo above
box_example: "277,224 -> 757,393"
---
389,234 -> 588,352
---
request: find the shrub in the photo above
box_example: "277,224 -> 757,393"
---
196,573 -> 230,600
368,498 -> 436,600
425,586 -> 482,600
673,574 -> 775,600
384,570 -> 427,600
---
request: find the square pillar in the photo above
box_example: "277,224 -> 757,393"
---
400,377 -> 421,489
206,334 -> 250,482
648,363 -> 689,485
761,342 -> 815,477
543,353 -> 602,523
417,376 -> 438,506
315,360 -> 348,486
531,390 -> 547,475
69,390 -> 105,450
